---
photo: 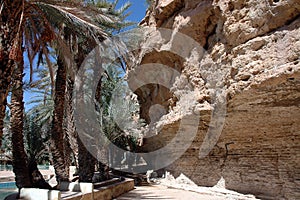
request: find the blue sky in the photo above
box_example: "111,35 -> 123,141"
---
23,0 -> 148,110
118,0 -> 148,23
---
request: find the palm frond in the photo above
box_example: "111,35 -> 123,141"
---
111,0 -> 119,10
34,1 -> 108,42
115,1 -> 131,17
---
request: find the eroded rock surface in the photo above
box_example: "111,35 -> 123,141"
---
129,0 -> 300,199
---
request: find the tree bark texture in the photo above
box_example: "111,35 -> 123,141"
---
64,78 -> 78,169
10,60 -> 32,188
0,0 -> 23,147
50,55 -> 69,182
78,138 -> 97,182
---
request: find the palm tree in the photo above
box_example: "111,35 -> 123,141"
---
50,54 -> 70,182
10,55 -> 32,189
29,64 -> 78,181
9,27 -> 54,189
27,55 -> 75,183
0,0 -> 24,147
11,59 -> 53,191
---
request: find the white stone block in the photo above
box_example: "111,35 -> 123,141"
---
20,188 -> 61,200
59,182 -> 93,193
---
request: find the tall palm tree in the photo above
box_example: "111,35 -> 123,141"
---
29,63 -> 78,182
10,48 -> 52,190
10,52 -> 32,189
0,0 -> 24,147
50,54 -> 69,182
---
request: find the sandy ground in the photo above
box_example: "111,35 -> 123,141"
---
116,173 -> 259,200
116,185 -> 233,200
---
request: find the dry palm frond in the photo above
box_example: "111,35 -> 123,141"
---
33,1 -> 108,42
42,46 -> 55,94
23,3 -> 56,86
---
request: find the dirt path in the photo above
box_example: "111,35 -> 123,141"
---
116,185 -> 228,200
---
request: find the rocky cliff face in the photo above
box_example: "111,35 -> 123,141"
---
128,0 -> 300,199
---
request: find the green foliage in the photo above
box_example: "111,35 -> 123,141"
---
89,0 -> 135,32
24,112 -> 51,164
27,65 -> 55,128
25,66 -> 55,164
97,65 -> 145,150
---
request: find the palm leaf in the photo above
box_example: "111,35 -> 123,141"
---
33,1 -> 108,41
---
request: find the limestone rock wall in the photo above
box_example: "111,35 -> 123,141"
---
129,0 -> 300,199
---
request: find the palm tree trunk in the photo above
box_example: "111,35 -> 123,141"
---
95,79 -> 110,181
64,78 -> 78,169
50,55 -> 69,183
10,48 -> 52,190
64,136 -> 72,176
97,148 -> 110,181
76,48 -> 98,182
10,60 -> 32,188
0,0 -> 23,147
28,159 -> 52,189
75,66 -> 97,182
78,138 -> 97,182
